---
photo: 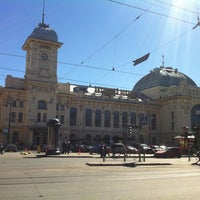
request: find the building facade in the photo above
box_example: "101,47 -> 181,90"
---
0,19 -> 200,149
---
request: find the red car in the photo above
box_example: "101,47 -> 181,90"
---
154,147 -> 182,158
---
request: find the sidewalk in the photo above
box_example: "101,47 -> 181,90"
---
85,154 -> 197,167
22,151 -> 198,167
85,156 -> 172,167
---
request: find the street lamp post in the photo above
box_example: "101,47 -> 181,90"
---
7,103 -> 12,144
147,114 -> 152,146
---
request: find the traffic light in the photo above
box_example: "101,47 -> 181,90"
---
129,125 -> 133,135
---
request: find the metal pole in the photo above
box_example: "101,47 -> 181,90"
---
7,103 -> 11,144
148,115 -> 151,146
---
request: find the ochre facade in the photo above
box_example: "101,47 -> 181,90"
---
0,20 -> 200,149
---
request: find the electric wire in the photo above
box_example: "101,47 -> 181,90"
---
1,1 -> 200,89
79,2 -> 156,65
108,0 -> 196,26
155,0 -> 200,15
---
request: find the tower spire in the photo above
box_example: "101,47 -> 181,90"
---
42,0 -> 45,26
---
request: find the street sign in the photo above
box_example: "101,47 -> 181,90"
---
3,128 -> 8,135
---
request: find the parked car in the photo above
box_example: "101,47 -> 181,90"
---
126,145 -> 138,154
154,147 -> 182,158
5,144 -> 18,152
151,145 -> 167,153
111,143 -> 126,155
0,143 -> 4,154
139,144 -> 154,154
90,144 -> 111,157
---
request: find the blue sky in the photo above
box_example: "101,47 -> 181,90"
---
0,0 -> 200,90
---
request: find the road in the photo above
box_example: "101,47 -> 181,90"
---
0,152 -> 200,200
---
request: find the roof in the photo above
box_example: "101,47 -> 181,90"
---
30,23 -> 58,42
133,67 -> 197,92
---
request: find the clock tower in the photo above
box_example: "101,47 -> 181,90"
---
22,20 -> 62,83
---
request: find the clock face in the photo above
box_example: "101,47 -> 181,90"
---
41,53 -> 48,61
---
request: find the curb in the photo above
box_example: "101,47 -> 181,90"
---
86,161 -> 136,167
136,162 -> 172,166
86,161 -> 172,167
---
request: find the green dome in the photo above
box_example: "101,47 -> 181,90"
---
133,67 -> 197,92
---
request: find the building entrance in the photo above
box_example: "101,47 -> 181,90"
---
33,128 -> 48,150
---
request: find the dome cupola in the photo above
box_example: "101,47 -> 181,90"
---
30,22 -> 58,43
133,67 -> 197,92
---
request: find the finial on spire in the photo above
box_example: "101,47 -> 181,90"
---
39,0 -> 49,28
42,0 -> 45,26
162,54 -> 165,67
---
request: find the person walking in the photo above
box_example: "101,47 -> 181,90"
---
66,141 -> 71,154
62,141 -> 67,154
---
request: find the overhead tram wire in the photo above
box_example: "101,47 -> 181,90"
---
79,2 -> 156,66
108,0 -> 196,26
0,1 -> 198,89
58,2 -> 156,86
151,29 -> 193,54
108,0 -> 199,68
58,61 -> 144,76
0,52 -> 26,59
77,2 -> 157,85
156,0 -> 200,16
0,52 -> 144,77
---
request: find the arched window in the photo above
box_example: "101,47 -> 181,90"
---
122,112 -> 128,128
104,110 -> 110,127
38,100 -> 47,110
85,109 -> 92,127
95,110 -> 101,127
130,112 -> 136,125
113,111 -> 119,128
70,107 -> 77,126
191,104 -> 200,129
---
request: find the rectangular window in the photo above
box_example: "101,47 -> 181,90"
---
95,110 -> 101,127
19,101 -> 24,108
113,111 -> 119,128
70,107 -> 77,126
37,113 -> 41,122
171,111 -> 174,119
18,112 -> 23,122
12,101 -> 17,107
38,100 -> 47,110
61,105 -> 65,111
85,109 -> 92,127
130,112 -> 136,125
104,110 -> 110,128
122,112 -> 128,128
11,112 -> 16,122
43,113 -> 47,122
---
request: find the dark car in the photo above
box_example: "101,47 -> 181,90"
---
111,143 -> 126,156
5,144 -> 18,152
90,145 -> 111,157
89,145 -> 102,154
154,147 -> 182,158
0,143 -> 4,154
